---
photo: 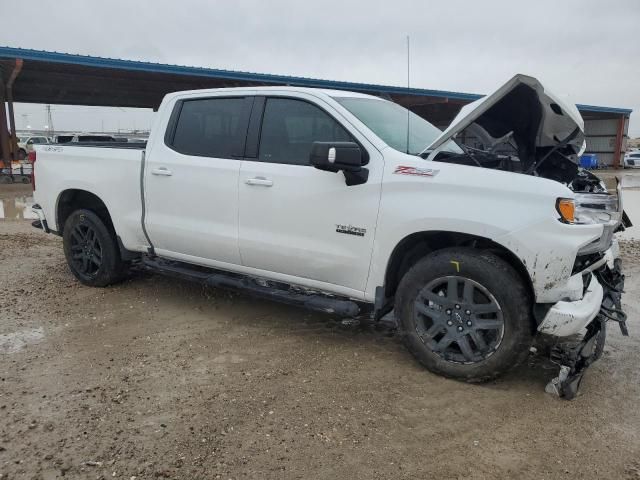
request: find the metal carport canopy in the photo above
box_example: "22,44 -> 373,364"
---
0,46 -> 632,123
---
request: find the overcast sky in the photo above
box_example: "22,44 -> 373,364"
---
1,0 -> 639,136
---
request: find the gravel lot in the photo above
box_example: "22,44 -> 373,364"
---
1,181 -> 640,480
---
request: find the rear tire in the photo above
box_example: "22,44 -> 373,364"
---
395,248 -> 533,382
18,149 -> 27,161
62,209 -> 128,287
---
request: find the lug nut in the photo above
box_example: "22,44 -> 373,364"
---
446,309 -> 452,315
467,321 -> 472,327
465,310 -> 471,315
455,304 -> 461,309
457,326 -> 463,332
447,320 -> 453,326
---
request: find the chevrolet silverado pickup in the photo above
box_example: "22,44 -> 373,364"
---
31,74 -> 631,398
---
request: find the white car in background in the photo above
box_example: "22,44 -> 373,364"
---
624,151 -> 640,168
17,135 -> 50,159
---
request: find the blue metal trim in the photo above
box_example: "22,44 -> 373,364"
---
0,46 -> 632,114
575,104 -> 632,115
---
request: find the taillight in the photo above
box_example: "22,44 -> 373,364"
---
28,151 -> 36,190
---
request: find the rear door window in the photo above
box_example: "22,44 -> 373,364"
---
258,98 -> 352,165
170,97 -> 250,159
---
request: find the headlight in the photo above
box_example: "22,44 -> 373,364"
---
556,192 -> 622,227
574,193 -> 622,226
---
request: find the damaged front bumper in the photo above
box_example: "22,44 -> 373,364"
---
538,272 -> 603,337
543,256 -> 627,399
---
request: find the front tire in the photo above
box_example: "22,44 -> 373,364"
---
395,248 -> 533,382
62,209 -> 128,287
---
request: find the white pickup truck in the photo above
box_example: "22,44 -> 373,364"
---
31,74 -> 630,398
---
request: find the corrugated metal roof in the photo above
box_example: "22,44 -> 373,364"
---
0,46 -> 632,115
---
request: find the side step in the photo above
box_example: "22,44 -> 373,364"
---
142,257 -> 362,317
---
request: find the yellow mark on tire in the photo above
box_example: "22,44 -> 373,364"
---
450,260 -> 460,272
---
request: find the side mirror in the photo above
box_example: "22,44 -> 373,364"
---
310,142 -> 369,186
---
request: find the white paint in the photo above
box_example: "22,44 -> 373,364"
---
538,273 -> 603,336
327,147 -> 336,163
423,74 -> 584,156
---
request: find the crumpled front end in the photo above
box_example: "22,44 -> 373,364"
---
538,180 -> 630,339
542,247 -> 626,399
537,179 -> 631,399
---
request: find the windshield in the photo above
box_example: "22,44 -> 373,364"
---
333,96 -> 462,155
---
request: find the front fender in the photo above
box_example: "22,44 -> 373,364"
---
365,154 -> 601,303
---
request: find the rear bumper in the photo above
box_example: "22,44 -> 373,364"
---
31,203 -> 50,233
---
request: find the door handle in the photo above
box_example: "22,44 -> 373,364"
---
245,177 -> 273,187
151,167 -> 173,176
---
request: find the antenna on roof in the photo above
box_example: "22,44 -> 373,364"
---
406,35 -> 410,155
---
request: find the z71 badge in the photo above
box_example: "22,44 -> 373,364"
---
336,224 -> 366,237
394,165 -> 440,177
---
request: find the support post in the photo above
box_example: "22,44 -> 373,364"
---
0,73 -> 12,170
612,115 -> 625,169
6,60 -> 23,162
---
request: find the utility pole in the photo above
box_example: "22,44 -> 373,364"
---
45,104 -> 54,136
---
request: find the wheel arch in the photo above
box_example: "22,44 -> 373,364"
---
56,189 -> 115,235
382,231 -> 533,304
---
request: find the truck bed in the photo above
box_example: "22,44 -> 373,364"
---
33,143 -> 149,251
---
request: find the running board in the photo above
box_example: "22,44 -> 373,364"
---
142,257 -> 362,317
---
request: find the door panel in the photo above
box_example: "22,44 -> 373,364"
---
239,162 -> 381,293
238,96 -> 383,295
145,151 -> 242,263
144,96 -> 252,265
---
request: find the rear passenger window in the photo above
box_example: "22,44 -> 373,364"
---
171,97 -> 247,158
259,98 -> 352,165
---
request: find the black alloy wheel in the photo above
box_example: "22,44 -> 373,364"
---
62,209 -> 129,287
414,276 -> 504,364
68,222 -> 103,277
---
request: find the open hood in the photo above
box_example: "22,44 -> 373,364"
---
422,74 -> 585,156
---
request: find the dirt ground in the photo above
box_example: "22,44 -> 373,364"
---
2,182 -> 640,480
